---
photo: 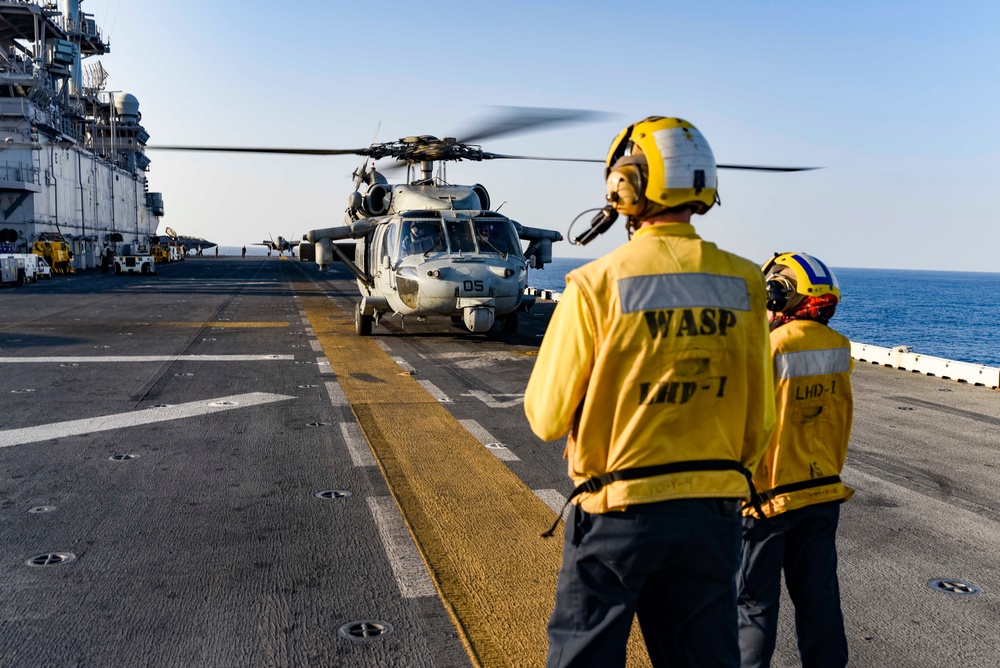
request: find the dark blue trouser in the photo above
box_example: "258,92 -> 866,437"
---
546,498 -> 742,668
737,501 -> 848,668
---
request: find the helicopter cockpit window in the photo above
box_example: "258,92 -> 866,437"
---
473,219 -> 520,257
400,220 -> 447,257
386,223 -> 400,264
444,220 -> 477,254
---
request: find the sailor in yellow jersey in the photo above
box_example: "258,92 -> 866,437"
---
738,252 -> 854,668
525,117 -> 775,667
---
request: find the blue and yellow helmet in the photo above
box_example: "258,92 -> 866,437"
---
762,252 -> 840,312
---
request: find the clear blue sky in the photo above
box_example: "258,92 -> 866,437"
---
92,0 -> 1000,272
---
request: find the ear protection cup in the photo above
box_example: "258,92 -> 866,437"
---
765,278 -> 789,312
606,163 -> 645,216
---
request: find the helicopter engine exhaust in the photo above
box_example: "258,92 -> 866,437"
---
363,184 -> 389,216
316,238 -> 332,270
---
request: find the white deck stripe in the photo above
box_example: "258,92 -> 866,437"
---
366,496 -> 436,599
332,298 -> 355,313
374,340 -> 392,353
0,392 -> 296,448
533,489 -> 568,514
316,357 -> 333,374
309,340 -> 323,352
324,381 -> 348,407
417,380 -> 452,403
459,419 -> 519,461
340,421 -> 376,467
391,356 -> 416,374
0,355 -> 294,364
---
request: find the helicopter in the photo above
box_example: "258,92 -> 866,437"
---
151,108 -> 815,336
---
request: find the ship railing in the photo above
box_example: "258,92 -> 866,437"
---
0,53 -> 32,76
61,17 -> 104,42
851,342 -> 999,389
0,161 -> 41,186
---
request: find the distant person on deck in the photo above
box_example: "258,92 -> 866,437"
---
242,246 -> 246,258
524,117 -> 775,667
738,252 -> 854,668
215,246 -> 218,257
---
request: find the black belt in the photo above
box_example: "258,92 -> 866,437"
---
541,459 -> 761,538
756,475 -> 842,504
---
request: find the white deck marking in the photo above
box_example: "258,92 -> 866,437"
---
459,419 -> 519,461
304,327 -> 315,335
316,357 -> 333,374
0,393 -> 296,449
340,421 -> 376,467
417,380 -> 452,403
309,340 -> 323,352
533,489 -> 567,514
331,297 -> 355,313
324,381 -> 348,407
390,356 -> 416,374
374,340 -> 392,353
366,496 -> 436,599
461,390 -> 525,409
0,355 -> 294,364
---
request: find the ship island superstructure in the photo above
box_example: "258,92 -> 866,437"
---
0,0 -> 163,270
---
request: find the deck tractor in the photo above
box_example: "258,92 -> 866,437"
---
32,233 -> 75,275
114,243 -> 157,275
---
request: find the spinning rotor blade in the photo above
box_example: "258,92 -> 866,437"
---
484,153 -> 820,171
456,106 -> 609,145
715,164 -> 819,172
148,146 -> 370,156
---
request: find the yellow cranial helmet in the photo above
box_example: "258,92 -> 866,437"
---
762,252 -> 841,312
605,117 -> 718,217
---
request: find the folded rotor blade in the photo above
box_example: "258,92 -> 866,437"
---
147,146 -> 369,156
456,106 -> 610,145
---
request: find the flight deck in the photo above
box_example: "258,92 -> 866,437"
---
1,257 -> 998,667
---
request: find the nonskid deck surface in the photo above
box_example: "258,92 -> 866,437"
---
1,257 -> 998,667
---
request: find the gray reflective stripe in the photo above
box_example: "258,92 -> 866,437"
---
775,348 -> 852,378
618,273 -> 750,313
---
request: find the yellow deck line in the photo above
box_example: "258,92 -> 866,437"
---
11,322 -> 291,329
296,282 -> 649,667
158,322 -> 291,328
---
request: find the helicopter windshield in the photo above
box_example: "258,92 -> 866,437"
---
445,220 -> 477,254
472,219 -> 520,256
400,220 -> 448,257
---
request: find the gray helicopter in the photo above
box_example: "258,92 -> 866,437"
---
303,135 -> 571,336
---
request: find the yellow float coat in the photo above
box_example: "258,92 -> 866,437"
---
525,223 -> 775,514
749,319 -> 855,518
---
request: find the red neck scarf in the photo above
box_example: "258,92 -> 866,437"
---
771,293 -> 839,329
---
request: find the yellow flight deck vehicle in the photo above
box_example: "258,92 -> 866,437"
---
32,232 -> 75,274
153,244 -> 172,264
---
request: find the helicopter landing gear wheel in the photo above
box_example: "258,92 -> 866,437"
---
500,312 -> 518,333
355,302 -> 373,336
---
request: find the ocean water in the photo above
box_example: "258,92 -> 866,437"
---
528,259 -> 1000,368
